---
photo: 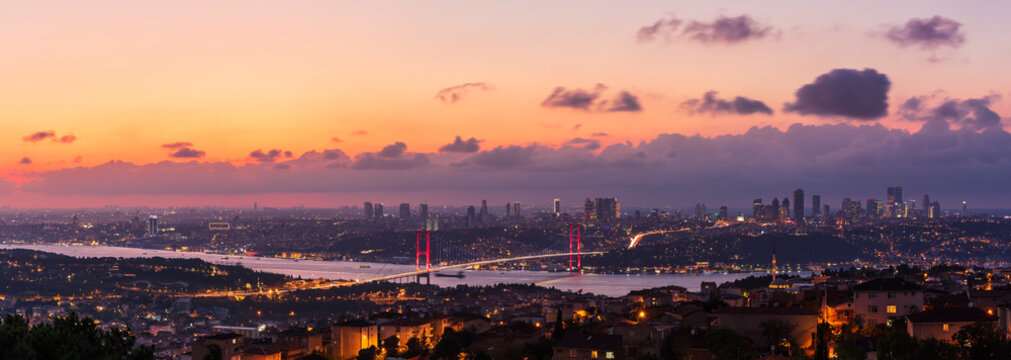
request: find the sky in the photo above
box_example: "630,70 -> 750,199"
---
1,1 -> 1010,209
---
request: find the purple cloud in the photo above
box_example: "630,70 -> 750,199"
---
249,149 -> 292,163
637,15 -> 683,42
682,91 -> 773,115
439,136 -> 481,153
604,92 -> 642,112
56,135 -> 77,144
885,16 -> 965,50
682,15 -> 774,44
169,148 -> 206,159
161,142 -> 193,149
542,85 -> 642,112
785,68 -> 891,120
23,131 -> 56,143
18,157 -> 31,165
435,82 -> 493,103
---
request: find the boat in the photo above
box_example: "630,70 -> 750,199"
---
359,265 -> 371,268
435,271 -> 466,278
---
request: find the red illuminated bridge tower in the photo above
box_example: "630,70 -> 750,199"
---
568,223 -> 582,271
416,230 -> 431,283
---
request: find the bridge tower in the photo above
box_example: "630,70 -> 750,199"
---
416,230 -> 431,283
568,223 -> 582,271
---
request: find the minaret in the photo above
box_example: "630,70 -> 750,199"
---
772,245 -> 777,282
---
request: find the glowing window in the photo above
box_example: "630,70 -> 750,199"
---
606,352 -> 615,359
569,350 -> 577,358
591,351 -> 598,358
886,305 -> 897,314
943,323 -> 950,332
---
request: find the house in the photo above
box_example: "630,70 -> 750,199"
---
272,327 -> 323,358
241,345 -> 284,360
378,318 -> 434,345
712,307 -> 818,348
852,278 -> 924,327
331,320 -> 378,360
192,333 -> 244,360
552,333 -> 623,360
906,307 -> 996,342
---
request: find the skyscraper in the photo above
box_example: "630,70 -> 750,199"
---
553,198 -> 561,215
962,201 -> 967,216
399,203 -> 410,219
812,195 -> 821,216
479,200 -> 488,221
466,206 -> 476,226
594,197 -> 618,222
505,202 -> 511,217
146,215 -> 159,237
584,198 -> 594,222
717,206 -> 728,221
419,203 -> 429,220
374,203 -> 384,218
793,189 -> 804,221
753,198 -> 763,219
512,201 -> 521,217
364,202 -> 374,219
771,198 -> 780,219
780,198 -> 790,220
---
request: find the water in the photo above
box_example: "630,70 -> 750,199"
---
0,244 -> 803,297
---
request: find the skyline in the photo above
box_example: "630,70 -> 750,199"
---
2,1 -> 1010,207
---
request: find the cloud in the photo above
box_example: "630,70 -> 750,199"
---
903,95 -> 1004,131
161,142 -> 193,149
249,149 -> 293,163
377,142 -> 407,158
681,91 -> 773,115
16,120 -> 1011,208
435,82 -> 493,103
591,132 -> 609,137
331,137 -> 343,143
541,85 -> 643,112
56,135 -> 77,144
73,156 -> 82,163
682,15 -> 775,44
18,157 -> 31,165
439,136 -> 481,153
23,131 -> 56,143
784,68 -> 891,120
885,16 -> 965,50
352,130 -> 368,136
323,149 -> 348,160
637,15 -> 683,42
566,137 -> 602,150
604,91 -> 643,112
169,147 -> 206,159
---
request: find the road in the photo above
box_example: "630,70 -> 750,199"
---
184,251 -> 604,298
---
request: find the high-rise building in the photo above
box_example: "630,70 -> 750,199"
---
866,198 -> 879,218
780,198 -> 790,220
929,201 -> 941,219
717,206 -> 728,221
793,189 -> 805,221
466,206 -> 476,226
399,203 -> 410,219
923,194 -> 931,212
505,203 -> 511,217
513,202 -> 521,217
584,198 -> 595,222
364,202 -> 374,219
771,198 -> 780,218
374,203 -> 384,218
823,205 -> 830,218
812,195 -> 821,216
479,200 -> 488,221
419,203 -> 429,220
146,215 -> 159,237
594,197 -> 619,222
553,198 -> 561,215
753,198 -> 763,218
962,201 -> 967,216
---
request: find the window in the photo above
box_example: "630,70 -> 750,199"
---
606,352 -> 615,359
943,323 -> 950,332
591,351 -> 598,359
868,293 -> 878,299
569,350 -> 577,358
887,293 -> 896,299
869,305 -> 878,313
886,305 -> 897,314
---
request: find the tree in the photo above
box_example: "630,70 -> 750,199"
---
382,335 -> 400,358
553,309 -> 565,339
952,321 -> 1010,360
659,327 -> 690,360
403,336 -> 425,358
759,319 -> 796,355
356,345 -> 379,360
204,344 -> 223,360
813,322 -> 833,360
0,312 -> 154,360
706,329 -> 752,360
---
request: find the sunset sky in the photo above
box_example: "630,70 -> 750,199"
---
2,1 -> 1010,208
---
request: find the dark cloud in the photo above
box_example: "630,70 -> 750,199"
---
604,92 -> 643,112
435,82 -> 492,103
23,131 -> 55,143
566,138 -> 602,150
885,16 -> 965,50
903,95 -> 1003,131
249,149 -> 292,163
682,91 -> 773,115
682,15 -> 774,44
17,120 -> 1011,208
541,85 -> 642,112
784,68 -> 891,120
541,85 -> 605,110
18,157 -> 31,165
56,135 -> 76,144
439,136 -> 481,153
323,149 -> 348,160
169,147 -> 206,159
637,16 -> 683,42
377,142 -> 407,158
465,145 -> 537,168
161,142 -> 193,149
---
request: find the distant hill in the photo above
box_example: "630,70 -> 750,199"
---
740,232 -> 867,264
